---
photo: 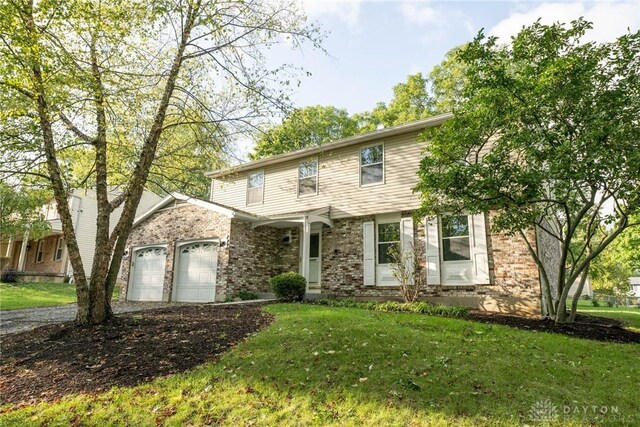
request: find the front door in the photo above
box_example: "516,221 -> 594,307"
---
300,225 -> 322,293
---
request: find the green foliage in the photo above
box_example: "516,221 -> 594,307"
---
269,272 -> 306,301
428,45 -> 468,113
314,298 -> 468,317
1,268 -> 18,283
250,106 -> 359,160
0,182 -> 51,241
415,19 -> 640,321
591,298 -> 600,307
224,290 -> 259,302
355,73 -> 434,132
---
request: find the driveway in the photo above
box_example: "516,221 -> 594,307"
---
0,301 -> 176,335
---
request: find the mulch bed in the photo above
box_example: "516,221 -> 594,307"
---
0,303 -> 273,408
467,311 -> 640,343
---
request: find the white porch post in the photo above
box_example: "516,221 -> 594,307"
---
17,230 -> 29,272
301,216 -> 311,283
5,236 -> 14,258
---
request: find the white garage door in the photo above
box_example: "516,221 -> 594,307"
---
175,242 -> 218,302
129,247 -> 167,301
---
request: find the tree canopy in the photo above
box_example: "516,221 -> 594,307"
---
250,106 -> 358,160
415,19 -> 640,322
0,0 -> 322,324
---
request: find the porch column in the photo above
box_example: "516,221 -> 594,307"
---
17,230 -> 29,272
301,216 -> 311,283
5,236 -> 14,258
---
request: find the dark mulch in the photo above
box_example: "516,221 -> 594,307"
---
0,303 -> 273,408
467,311 -> 640,343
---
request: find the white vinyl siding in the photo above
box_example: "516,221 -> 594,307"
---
298,159 -> 318,196
211,131 -> 425,219
246,171 -> 264,206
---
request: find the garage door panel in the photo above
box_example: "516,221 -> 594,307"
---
174,242 -> 218,302
130,247 -> 166,302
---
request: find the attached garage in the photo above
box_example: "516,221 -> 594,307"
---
128,246 -> 167,301
173,241 -> 219,302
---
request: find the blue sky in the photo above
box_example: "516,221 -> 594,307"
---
268,1 -> 640,115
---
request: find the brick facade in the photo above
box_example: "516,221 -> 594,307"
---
18,235 -> 65,275
124,202 -> 541,315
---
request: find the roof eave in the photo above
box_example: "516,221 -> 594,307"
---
206,112 -> 452,179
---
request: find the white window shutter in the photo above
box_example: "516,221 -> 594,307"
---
363,221 -> 375,286
471,213 -> 490,284
400,218 -> 414,277
424,216 -> 441,285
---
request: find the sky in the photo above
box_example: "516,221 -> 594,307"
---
234,0 -> 639,159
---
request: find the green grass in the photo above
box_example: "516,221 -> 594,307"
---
0,282 -> 120,310
0,282 -> 78,310
2,304 -> 639,426
576,300 -> 640,330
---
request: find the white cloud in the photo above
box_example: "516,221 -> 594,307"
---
489,2 -> 640,44
399,1 -> 476,42
301,0 -> 364,31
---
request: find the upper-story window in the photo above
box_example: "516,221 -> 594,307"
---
298,159 -> 318,196
360,144 -> 384,186
246,171 -> 264,205
441,215 -> 471,261
43,202 -> 58,220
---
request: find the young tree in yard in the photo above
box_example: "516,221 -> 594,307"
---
0,0 -> 322,325
250,105 -> 358,160
415,19 -> 640,323
388,243 -> 426,303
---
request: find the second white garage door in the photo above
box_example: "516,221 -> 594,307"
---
174,242 -> 218,302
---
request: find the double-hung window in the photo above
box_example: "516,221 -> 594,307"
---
246,171 -> 264,205
298,159 -> 318,196
35,240 -> 45,263
360,144 -> 384,186
53,237 -> 64,261
441,215 -> 471,261
377,222 -> 400,264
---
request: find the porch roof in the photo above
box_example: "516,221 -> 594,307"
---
251,206 -> 332,229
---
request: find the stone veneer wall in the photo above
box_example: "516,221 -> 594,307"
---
121,204 -> 232,302
319,211 -> 542,316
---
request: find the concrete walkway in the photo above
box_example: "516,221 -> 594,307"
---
0,299 -> 275,336
0,302 -> 175,336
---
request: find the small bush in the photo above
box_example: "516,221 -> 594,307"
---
270,272 -> 306,301
1,268 -> 18,283
314,298 -> 468,318
224,290 -> 259,302
591,298 -> 600,307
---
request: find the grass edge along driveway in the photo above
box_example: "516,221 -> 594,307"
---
0,282 -> 77,310
2,303 -> 639,426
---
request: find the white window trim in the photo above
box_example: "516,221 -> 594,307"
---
439,214 -> 472,263
246,170 -> 265,206
359,142 -> 385,188
297,158 -> 319,198
35,240 -> 45,263
53,236 -> 64,261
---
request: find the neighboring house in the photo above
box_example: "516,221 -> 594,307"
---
1,188 -> 162,282
121,113 -> 552,315
630,274 -> 640,303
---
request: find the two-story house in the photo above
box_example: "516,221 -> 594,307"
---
120,113 -> 546,314
1,188 -> 162,282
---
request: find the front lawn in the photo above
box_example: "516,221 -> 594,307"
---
0,282 -> 77,310
577,303 -> 640,330
0,282 -> 120,310
2,304 -> 638,426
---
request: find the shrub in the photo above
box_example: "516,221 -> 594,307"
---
224,290 -> 259,303
314,298 -> 468,318
270,272 -> 306,301
591,298 -> 600,307
1,268 -> 18,283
